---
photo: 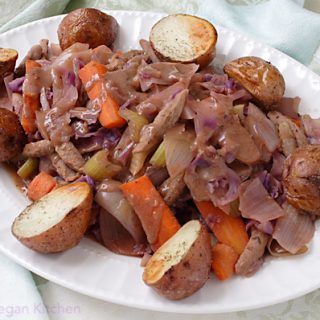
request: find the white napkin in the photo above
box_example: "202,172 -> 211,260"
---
0,255 -> 48,320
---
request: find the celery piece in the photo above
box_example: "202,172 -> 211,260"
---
119,109 -> 148,142
149,141 -> 166,167
17,158 -> 39,179
129,151 -> 148,176
84,150 -> 122,181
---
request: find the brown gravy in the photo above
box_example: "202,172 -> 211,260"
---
2,162 -> 28,195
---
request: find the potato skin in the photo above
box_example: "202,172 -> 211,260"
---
12,188 -> 93,253
143,223 -> 212,300
283,145 -> 320,213
58,8 -> 118,50
224,56 -> 285,107
0,108 -> 26,162
151,40 -> 216,68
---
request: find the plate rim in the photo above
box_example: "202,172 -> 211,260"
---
0,10 -> 320,314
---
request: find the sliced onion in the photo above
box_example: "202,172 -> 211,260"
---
129,151 -> 148,176
302,115 -> 320,144
97,179 -> 122,193
243,103 -> 280,153
139,39 -> 160,63
35,110 -> 50,140
11,93 -> 23,115
239,177 -> 285,222
8,76 -> 25,95
181,96 -> 196,120
95,187 -> 146,243
272,202 -> 315,254
274,97 -> 300,119
270,151 -> 285,180
99,209 -> 146,257
246,220 -> 274,235
138,62 -> 198,92
164,124 -> 195,177
40,87 -> 52,111
267,238 -> 308,257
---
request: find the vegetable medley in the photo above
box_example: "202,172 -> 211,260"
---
1,9 -> 320,300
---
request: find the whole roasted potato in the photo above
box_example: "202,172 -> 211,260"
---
143,220 -> 212,300
224,56 -> 285,108
0,108 -> 26,162
58,8 -> 118,50
283,145 -> 320,213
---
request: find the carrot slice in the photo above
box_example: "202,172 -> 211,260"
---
79,61 -> 125,129
25,60 -> 41,73
292,118 -> 301,128
27,171 -> 57,201
99,94 -> 126,129
87,80 -> 103,100
195,201 -> 249,255
22,60 -> 42,133
120,175 -> 180,250
78,61 -> 107,86
211,243 -> 239,281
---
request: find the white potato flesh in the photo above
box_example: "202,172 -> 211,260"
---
145,220 -> 201,284
13,183 -> 90,237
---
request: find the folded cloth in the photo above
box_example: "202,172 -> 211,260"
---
196,0 -> 320,64
0,0 -> 69,33
0,254 -> 48,320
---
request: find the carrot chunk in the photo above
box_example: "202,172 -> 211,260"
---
211,243 -> 239,280
78,61 -> 107,85
28,172 -> 57,201
22,60 -> 41,133
79,61 -> 125,128
120,175 -> 180,250
99,94 -> 126,128
195,201 -> 249,255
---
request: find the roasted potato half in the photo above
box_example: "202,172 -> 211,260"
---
58,8 -> 118,50
224,56 -> 285,108
143,220 -> 212,300
283,144 -> 320,213
0,48 -> 18,80
150,14 -> 217,68
0,108 -> 26,162
12,182 -> 93,253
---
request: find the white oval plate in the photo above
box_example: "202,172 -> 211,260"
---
0,10 -> 320,314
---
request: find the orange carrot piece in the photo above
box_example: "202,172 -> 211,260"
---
78,61 -> 107,85
25,60 -> 41,73
22,60 -> 41,133
292,118 -> 301,128
87,80 -> 103,100
21,94 -> 40,134
152,207 -> 181,250
28,171 -> 57,201
79,61 -> 125,128
99,94 -> 126,129
196,201 -> 249,255
211,243 -> 239,281
120,175 -> 180,250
